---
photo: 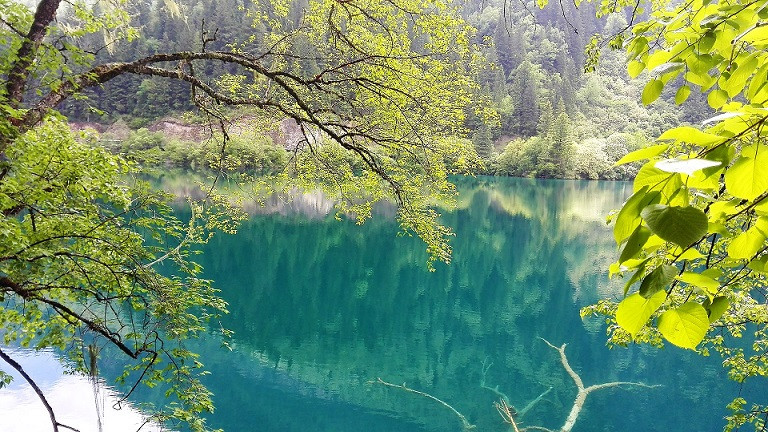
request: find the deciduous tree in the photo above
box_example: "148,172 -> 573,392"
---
0,0 -> 481,429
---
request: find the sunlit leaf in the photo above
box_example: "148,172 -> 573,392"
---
620,225 -> 652,264
614,186 -> 660,244
616,291 -> 667,336
642,79 -> 664,105
658,303 -> 709,349
707,89 -> 729,109
705,296 -> 730,323
677,272 -> 720,296
657,126 -> 723,147
675,85 -> 691,104
614,144 -> 669,166
655,158 -> 721,176
724,144 -> 768,201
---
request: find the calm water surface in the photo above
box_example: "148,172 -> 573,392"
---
0,177 -> 751,431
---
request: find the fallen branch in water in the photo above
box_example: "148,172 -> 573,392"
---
539,337 -> 661,432
481,357 -> 512,404
481,356 -> 552,422
371,377 -> 476,430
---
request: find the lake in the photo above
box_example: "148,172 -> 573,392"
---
0,177 -> 747,431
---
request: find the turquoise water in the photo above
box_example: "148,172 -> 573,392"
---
187,177 -> 742,432
1,177 -> 754,431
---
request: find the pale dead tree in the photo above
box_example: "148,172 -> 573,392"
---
498,338 -> 661,432
375,338 -> 660,432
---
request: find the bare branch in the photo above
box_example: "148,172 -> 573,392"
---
539,338 -> 660,432
371,377 -> 476,430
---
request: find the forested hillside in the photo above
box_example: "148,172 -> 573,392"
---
60,0 -> 711,180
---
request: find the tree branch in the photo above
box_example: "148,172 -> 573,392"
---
371,377 -> 476,430
0,346 -> 81,432
539,338 -> 660,432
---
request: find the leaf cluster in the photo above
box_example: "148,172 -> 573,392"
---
578,0 -> 768,428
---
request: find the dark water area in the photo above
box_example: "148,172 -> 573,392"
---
1,177 -> 753,432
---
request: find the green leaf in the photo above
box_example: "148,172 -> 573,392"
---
677,272 -> 720,296
705,296 -> 730,323
748,255 -> 768,273
628,60 -> 645,78
616,291 -> 667,336
727,228 -> 766,260
722,55 -> 758,98
658,303 -> 709,349
620,225 -> 652,263
675,85 -> 691,104
642,79 -> 664,105
633,162 -> 676,193
614,144 -> 669,167
657,126 -> 723,147
655,158 -> 721,176
641,204 -> 708,247
707,89 -> 729,109
724,144 -> 768,201
639,264 -> 678,298
613,186 -> 660,244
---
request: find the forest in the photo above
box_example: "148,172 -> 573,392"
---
59,0 -> 711,180
2,0 -> 768,431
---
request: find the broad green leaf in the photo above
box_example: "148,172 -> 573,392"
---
672,245 -> 705,260
628,60 -> 645,78
747,63 -> 768,100
722,55 -> 758,98
641,204 -> 708,247
646,49 -> 675,70
724,144 -> 768,200
658,303 -> 709,349
686,70 -> 717,89
619,225 -> 652,263
708,89 -> 729,109
614,144 -> 669,166
613,186 -> 660,244
639,264 -> 678,298
709,199 -> 741,222
657,126 -> 723,147
677,272 -> 720,296
616,291 -> 667,336
727,227 -> 766,259
633,163 -> 674,193
705,296 -> 730,323
642,79 -> 664,105
675,85 -> 691,104
655,158 -> 721,176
